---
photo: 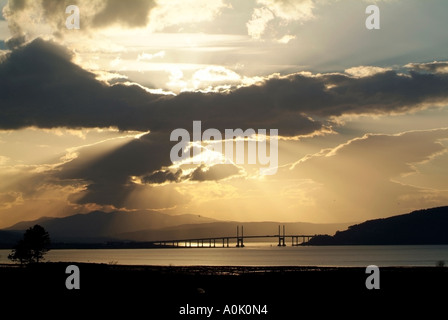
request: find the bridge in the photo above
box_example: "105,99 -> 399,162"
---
148,225 -> 317,248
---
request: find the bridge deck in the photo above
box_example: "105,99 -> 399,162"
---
148,229 -> 317,247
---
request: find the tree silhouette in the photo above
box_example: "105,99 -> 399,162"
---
8,225 -> 51,264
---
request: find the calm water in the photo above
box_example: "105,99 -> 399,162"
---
1,245 -> 448,266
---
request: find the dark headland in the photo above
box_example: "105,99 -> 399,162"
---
309,206 -> 448,245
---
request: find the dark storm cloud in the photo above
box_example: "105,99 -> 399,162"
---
2,39 -> 448,139
311,70 -> 448,117
142,169 -> 183,184
0,38 -> 161,130
141,164 -> 241,185
0,38 -> 321,136
4,33 -> 25,49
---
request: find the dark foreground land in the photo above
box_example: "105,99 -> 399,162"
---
1,263 -> 447,318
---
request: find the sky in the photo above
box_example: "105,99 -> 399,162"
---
0,0 -> 448,228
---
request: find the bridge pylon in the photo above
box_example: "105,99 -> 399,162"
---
278,225 -> 286,246
236,225 -> 245,247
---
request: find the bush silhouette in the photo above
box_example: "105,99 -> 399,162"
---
8,225 -> 51,264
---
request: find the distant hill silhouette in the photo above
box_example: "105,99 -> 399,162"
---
4,210 -> 216,243
308,206 -> 448,245
1,210 -> 351,245
5,207 -> 448,246
115,221 -> 351,242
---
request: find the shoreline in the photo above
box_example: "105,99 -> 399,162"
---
0,261 -> 448,272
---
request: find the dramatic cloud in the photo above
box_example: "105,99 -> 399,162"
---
0,38 -> 321,136
1,38 -> 447,220
0,38 -> 160,130
2,39 -> 448,139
